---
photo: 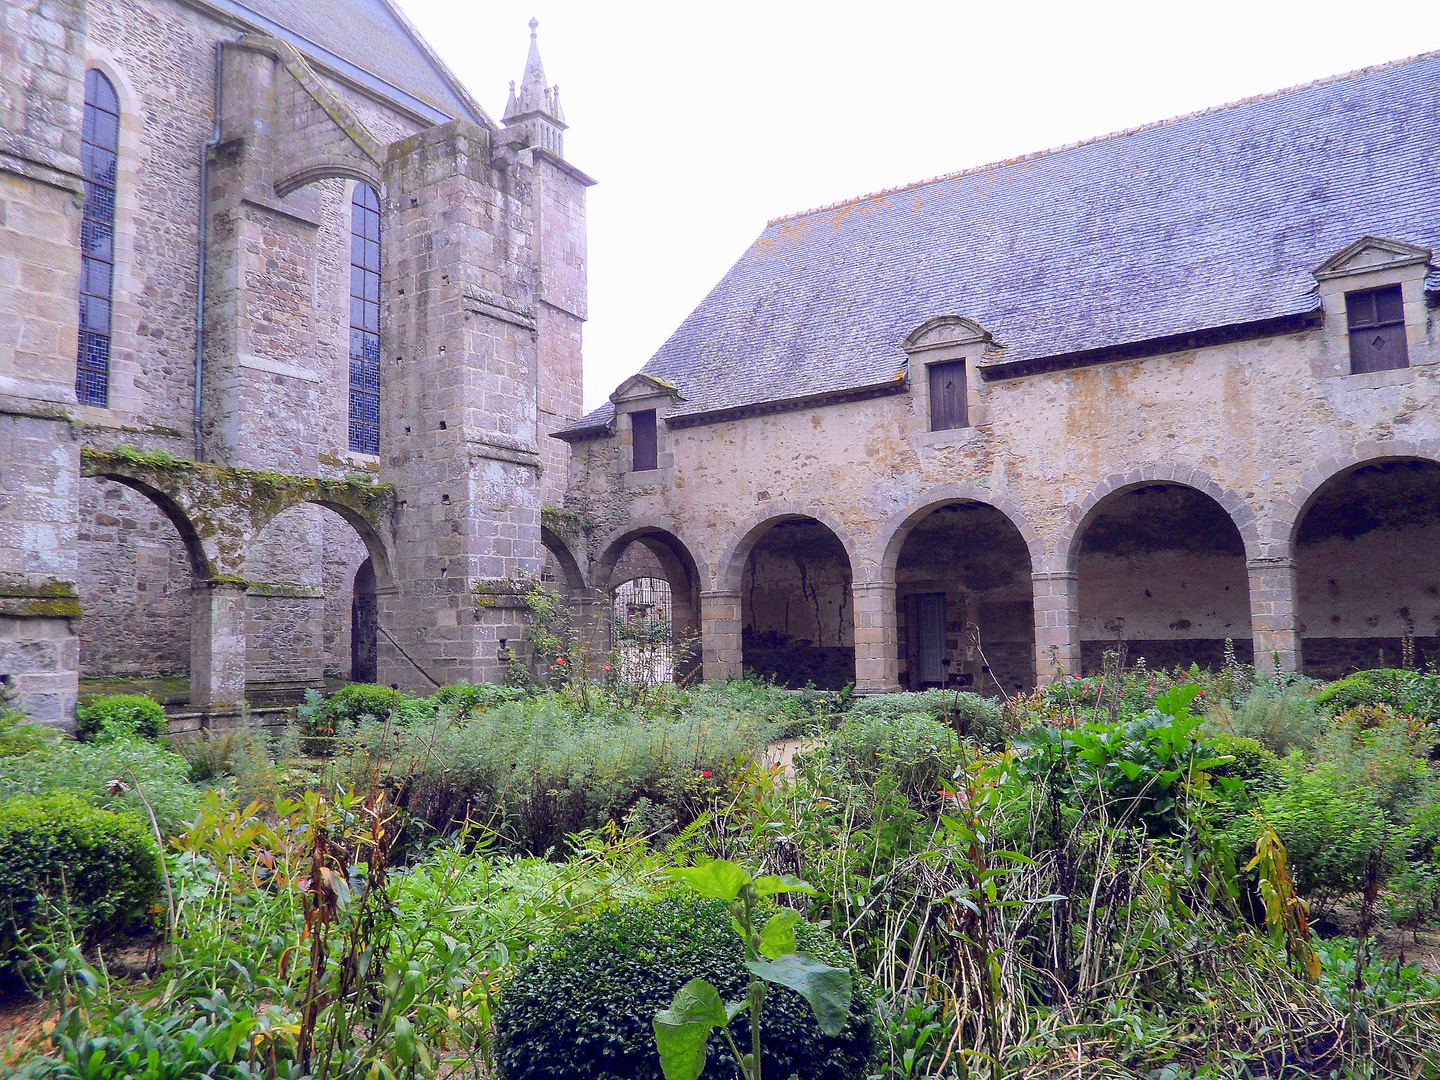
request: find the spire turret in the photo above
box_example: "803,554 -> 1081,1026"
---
502,17 -> 567,157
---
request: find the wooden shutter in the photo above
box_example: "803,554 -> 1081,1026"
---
929,360 -> 968,431
1347,286 -> 1409,374
631,409 -> 658,471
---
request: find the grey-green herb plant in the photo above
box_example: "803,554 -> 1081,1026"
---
653,859 -> 853,1080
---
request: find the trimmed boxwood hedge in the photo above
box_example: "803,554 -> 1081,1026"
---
494,892 -> 874,1080
0,793 -> 161,961
75,694 -> 166,743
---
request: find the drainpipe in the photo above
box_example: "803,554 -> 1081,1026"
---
194,40 -> 228,462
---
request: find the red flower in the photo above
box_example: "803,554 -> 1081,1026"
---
603,664 -> 611,671
700,771 -> 712,778
555,656 -> 565,664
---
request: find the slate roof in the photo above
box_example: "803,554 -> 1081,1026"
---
222,0 -> 487,125
564,51 -> 1440,436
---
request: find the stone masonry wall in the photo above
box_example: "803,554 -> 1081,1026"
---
565,272 -> 1440,689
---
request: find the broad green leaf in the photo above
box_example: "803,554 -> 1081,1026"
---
654,978 -> 727,1080
672,861 -> 749,902
752,874 -> 817,897
744,953 -> 853,1036
757,908 -> 802,959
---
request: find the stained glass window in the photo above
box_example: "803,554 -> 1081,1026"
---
348,183 -> 381,454
76,69 -> 119,407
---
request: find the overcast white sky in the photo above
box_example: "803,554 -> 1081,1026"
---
400,0 -> 1440,413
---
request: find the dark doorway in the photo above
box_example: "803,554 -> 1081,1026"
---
350,558 -> 377,683
909,592 -> 947,688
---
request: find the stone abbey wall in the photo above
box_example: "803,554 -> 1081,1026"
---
0,0 -> 589,720
562,260 -> 1440,690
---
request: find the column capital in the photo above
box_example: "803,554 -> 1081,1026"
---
1032,570 -> 1079,583
851,580 -> 894,595
700,589 -> 742,601
1246,556 -> 1297,571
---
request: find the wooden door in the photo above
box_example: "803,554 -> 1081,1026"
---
914,592 -> 947,687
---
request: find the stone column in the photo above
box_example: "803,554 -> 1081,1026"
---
700,590 -> 742,683
190,580 -> 248,706
1032,570 -> 1080,684
852,580 -> 898,693
1248,556 -> 1300,675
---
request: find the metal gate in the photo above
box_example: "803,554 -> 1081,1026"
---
612,577 -> 673,685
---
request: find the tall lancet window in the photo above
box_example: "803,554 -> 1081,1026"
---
76,69 -> 120,407
348,183 -> 381,454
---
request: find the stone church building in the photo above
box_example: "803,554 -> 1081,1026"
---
1,0 -> 1438,719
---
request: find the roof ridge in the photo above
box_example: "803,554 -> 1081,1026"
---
766,48 -> 1440,227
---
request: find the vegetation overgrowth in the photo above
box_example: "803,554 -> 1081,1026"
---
0,655 -> 1437,1079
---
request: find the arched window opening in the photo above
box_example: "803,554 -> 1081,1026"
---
1295,459 -> 1440,677
348,183 -> 381,455
76,69 -> 120,407
894,502 -> 1034,696
1076,485 -> 1251,673
613,577 -> 673,685
741,518 -> 854,690
350,558 -> 377,683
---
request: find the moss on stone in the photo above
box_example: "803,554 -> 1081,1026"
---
541,505 -> 588,542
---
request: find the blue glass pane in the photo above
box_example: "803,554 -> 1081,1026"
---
362,334 -> 380,366
81,219 -> 113,261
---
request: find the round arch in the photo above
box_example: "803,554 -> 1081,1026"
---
1067,471 -> 1255,672
274,163 -> 382,200
718,503 -> 864,595
874,484 -> 1044,581
87,471 -> 212,580
1063,466 -> 1261,573
540,525 -> 588,594
1277,440 -> 1440,550
880,488 -> 1040,694
1288,453 -> 1440,677
250,498 -> 395,589
593,520 -> 706,595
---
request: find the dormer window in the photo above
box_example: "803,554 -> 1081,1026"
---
1345,286 -> 1408,374
631,409 -> 658,471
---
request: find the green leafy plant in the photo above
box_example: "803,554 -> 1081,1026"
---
493,890 -> 871,1080
74,694 -> 166,743
654,860 -> 854,1080
0,793 -> 161,963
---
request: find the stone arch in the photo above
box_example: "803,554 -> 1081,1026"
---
540,525 -> 587,594
1276,439 -> 1440,551
593,520 -> 706,594
250,496 -> 395,589
275,161 -> 382,200
718,503 -> 865,594
874,484 -> 1043,579
876,486 -> 1041,695
593,523 -> 704,683
85,471 -> 212,581
1063,466 -> 1262,573
723,509 -> 858,690
1286,450 -> 1440,676
1066,469 -> 1256,672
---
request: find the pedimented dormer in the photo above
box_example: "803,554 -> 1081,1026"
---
1313,237 -> 1436,378
609,372 -> 684,406
1313,236 -> 1432,282
610,374 -> 683,473
902,316 -> 998,438
901,315 -> 996,355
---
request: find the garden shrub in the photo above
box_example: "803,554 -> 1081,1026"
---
818,711 -> 962,800
1201,681 -> 1325,757
1314,668 -> 1440,726
75,694 -> 166,743
493,892 -> 873,1080
847,689 -> 1005,748
397,692 -> 770,852
0,737 -> 199,838
429,680 -> 525,717
1203,734 -> 1281,789
0,682 -> 49,758
1232,763 -> 1389,901
0,793 -> 161,960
